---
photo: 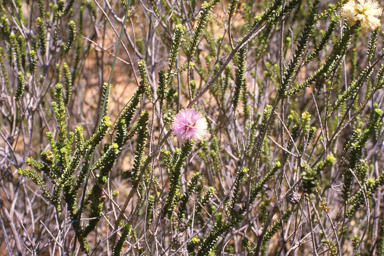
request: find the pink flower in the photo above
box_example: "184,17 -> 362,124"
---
171,109 -> 208,142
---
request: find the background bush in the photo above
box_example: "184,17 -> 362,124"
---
1,0 -> 384,255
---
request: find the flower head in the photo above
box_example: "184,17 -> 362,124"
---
171,109 -> 208,142
341,0 -> 382,32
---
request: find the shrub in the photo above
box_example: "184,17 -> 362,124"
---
1,0 -> 384,255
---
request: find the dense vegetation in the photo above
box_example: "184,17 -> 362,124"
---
1,0 -> 384,255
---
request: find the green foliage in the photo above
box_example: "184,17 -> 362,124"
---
15,72 -> 25,101
168,24 -> 184,76
367,28 -> 379,65
64,21 -> 76,54
28,50 -> 37,73
63,63 -> 72,105
64,0 -> 76,16
305,17 -> 339,64
301,161 -> 317,195
116,87 -> 143,129
262,210 -> 292,245
187,0 -> 220,58
267,0 -> 301,24
6,0 -> 384,255
352,235 -> 361,256
17,35 -> 26,71
228,0 -> 239,19
250,160 -> 281,205
233,47 -> 246,110
189,186 -> 215,227
8,34 -> 20,70
128,111 -> 149,187
178,172 -> 200,220
188,236 -> 200,255
18,168 -> 52,200
36,17 -> 46,56
280,0 -> 320,96
73,2 -> 84,82
112,224 -> 131,256
17,81 -> 119,252
333,65 -> 375,115
343,108 -> 383,201
146,195 -> 155,229
322,239 -> 338,256
138,60 -> 152,101
99,83 -> 111,119
197,214 -> 244,256
0,47 -> 10,93
378,221 -> 384,256
162,141 -> 194,217
229,167 -> 247,216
